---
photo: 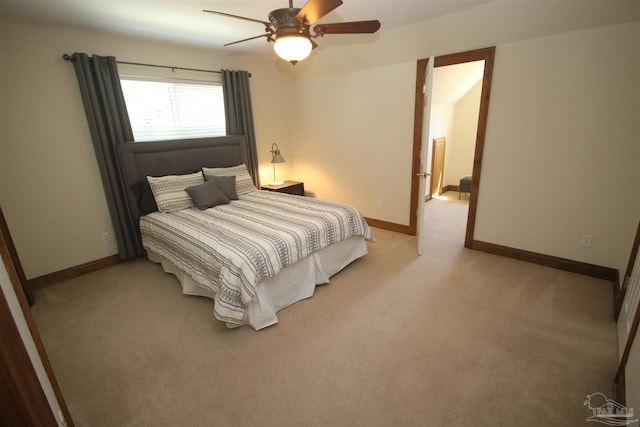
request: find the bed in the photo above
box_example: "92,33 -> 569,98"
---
116,136 -> 374,330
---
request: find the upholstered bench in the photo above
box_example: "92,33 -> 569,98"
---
459,175 -> 472,199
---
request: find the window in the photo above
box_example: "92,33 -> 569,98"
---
120,77 -> 226,141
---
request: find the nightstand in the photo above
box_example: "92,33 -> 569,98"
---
261,181 -> 305,196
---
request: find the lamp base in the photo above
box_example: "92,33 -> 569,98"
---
269,181 -> 284,186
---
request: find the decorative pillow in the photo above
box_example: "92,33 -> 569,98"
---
147,172 -> 204,213
204,175 -> 238,200
130,179 -> 158,215
186,179 -> 230,210
202,164 -> 256,195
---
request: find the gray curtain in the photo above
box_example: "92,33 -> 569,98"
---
221,70 -> 260,187
69,52 -> 143,258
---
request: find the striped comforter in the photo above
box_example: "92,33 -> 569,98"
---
140,191 -> 375,325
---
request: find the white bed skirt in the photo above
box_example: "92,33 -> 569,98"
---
146,236 -> 368,330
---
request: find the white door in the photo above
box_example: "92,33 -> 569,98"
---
618,247 -> 640,411
417,57 -> 434,255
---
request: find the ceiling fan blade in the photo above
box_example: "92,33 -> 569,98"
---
224,33 -> 272,47
314,20 -> 381,35
203,9 -> 272,27
295,0 -> 343,25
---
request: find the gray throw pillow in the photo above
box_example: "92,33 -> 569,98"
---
205,175 -> 238,200
186,179 -> 230,210
202,165 -> 255,196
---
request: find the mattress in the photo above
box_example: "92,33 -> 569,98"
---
140,190 -> 375,329
147,235 -> 368,329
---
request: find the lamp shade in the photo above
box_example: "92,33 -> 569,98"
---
270,143 -> 286,163
270,143 -> 285,185
274,35 -> 312,64
271,152 -> 285,163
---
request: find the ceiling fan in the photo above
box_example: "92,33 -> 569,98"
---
203,0 -> 381,65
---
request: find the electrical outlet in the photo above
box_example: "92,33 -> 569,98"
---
580,234 -> 593,248
376,201 -> 384,210
101,232 -> 111,244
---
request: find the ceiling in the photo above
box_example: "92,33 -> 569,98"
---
2,0 -> 635,101
433,61 -> 485,105
0,0 -> 491,52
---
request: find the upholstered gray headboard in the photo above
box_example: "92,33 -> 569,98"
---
116,135 -> 248,219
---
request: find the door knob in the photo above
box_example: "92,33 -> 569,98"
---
416,172 -> 431,178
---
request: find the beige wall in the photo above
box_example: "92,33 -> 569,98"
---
287,21 -> 639,276
289,61 -> 416,225
445,81 -> 481,187
475,23 -> 640,275
0,23 -> 293,278
0,14 -> 638,283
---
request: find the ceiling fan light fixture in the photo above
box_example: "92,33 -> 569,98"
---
205,1 -> 382,66
274,34 -> 312,65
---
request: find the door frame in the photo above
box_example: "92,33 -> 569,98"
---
409,47 -> 496,248
0,208 -> 74,426
430,137 -> 446,198
615,219 -> 640,404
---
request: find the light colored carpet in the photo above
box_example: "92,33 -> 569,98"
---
32,194 -> 617,426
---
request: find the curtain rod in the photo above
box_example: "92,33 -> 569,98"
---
62,53 -> 251,77
118,60 -> 221,74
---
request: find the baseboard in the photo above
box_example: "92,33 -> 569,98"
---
471,240 -> 619,300
23,218 -> 411,291
27,255 -> 122,290
365,221 -> 620,282
24,236 -> 621,315
364,217 -> 411,235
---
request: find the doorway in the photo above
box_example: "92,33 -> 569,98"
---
410,47 -> 496,248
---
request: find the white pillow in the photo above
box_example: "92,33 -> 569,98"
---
202,164 -> 256,196
147,172 -> 204,213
